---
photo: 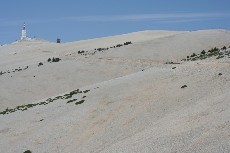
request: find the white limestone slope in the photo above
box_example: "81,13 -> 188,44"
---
0,30 -> 230,153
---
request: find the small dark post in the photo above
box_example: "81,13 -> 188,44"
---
57,38 -> 61,43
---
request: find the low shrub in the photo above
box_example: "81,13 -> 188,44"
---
75,100 -> 85,105
67,99 -> 78,103
181,85 -> 187,89
38,62 -> 43,67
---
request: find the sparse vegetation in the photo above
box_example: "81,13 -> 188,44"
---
181,85 -> 187,89
182,45 -> 230,62
67,99 -> 78,103
75,100 -> 85,105
201,50 -> 206,55
221,46 -> 227,50
0,57 -> 61,78
78,50 -> 85,54
124,41 -> 132,45
83,90 -> 90,93
38,62 -> 43,67
0,66 -> 29,76
0,89 -> 91,115
77,41 -> 133,56
165,61 -> 180,64
52,57 -> 61,62
190,53 -> 197,57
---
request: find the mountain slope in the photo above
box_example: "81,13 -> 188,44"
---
0,29 -> 230,152
1,61 -> 230,153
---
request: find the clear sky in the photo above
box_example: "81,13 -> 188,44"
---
0,0 -> 230,44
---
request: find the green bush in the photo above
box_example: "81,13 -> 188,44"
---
38,62 -> 43,67
75,100 -> 85,105
181,85 -> 187,89
67,99 -> 77,104
190,53 -> 197,57
221,46 -> 227,50
201,50 -> 206,54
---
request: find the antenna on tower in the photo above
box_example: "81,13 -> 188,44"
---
23,22 -> 26,30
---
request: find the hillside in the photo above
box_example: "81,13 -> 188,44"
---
1,30 -> 230,153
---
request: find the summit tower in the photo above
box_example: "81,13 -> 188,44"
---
21,22 -> 27,40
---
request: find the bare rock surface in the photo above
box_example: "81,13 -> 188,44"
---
0,30 -> 230,153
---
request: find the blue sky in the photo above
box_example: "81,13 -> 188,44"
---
0,0 -> 230,44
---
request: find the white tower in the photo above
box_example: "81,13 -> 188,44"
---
21,22 -> 27,40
